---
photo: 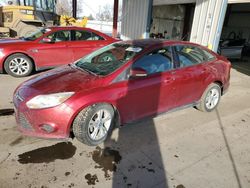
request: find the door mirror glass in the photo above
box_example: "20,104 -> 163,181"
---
130,68 -> 147,78
42,37 -> 54,43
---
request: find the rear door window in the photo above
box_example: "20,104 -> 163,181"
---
175,45 -> 207,68
73,30 -> 104,41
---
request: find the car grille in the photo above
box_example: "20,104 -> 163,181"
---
19,113 -> 33,131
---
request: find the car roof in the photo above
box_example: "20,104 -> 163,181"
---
48,26 -> 97,31
118,39 -> 203,49
46,26 -> 115,40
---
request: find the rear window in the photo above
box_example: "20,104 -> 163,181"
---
201,49 -> 216,61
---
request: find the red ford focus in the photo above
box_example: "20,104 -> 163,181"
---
0,26 -> 117,77
13,39 -> 231,146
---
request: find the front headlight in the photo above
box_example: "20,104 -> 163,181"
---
26,92 -> 74,109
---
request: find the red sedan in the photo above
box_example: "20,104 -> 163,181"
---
13,39 -> 231,146
0,26 -> 117,77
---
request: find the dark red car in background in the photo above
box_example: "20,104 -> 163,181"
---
13,39 -> 231,146
0,26 -> 117,77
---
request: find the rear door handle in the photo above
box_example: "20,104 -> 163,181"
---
164,77 -> 174,83
201,69 -> 206,73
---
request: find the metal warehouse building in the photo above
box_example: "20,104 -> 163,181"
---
121,0 -> 250,53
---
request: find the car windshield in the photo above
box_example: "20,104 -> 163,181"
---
75,43 -> 143,76
23,28 -> 51,41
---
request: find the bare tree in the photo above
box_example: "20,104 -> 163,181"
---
76,0 -> 84,18
88,14 -> 94,20
96,4 -> 112,21
56,0 -> 72,16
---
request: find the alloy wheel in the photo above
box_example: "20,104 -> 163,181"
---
205,88 -> 220,110
88,109 -> 112,141
9,57 -> 30,76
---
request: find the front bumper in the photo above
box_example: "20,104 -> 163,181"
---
13,93 -> 75,139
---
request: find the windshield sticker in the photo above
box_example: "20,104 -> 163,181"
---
126,47 -> 142,53
184,48 -> 193,53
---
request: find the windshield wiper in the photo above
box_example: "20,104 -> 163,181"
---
71,63 -> 97,76
81,67 -> 97,76
23,37 -> 33,41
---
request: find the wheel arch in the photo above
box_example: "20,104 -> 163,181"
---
68,101 -> 121,136
3,52 -> 36,73
213,80 -> 224,95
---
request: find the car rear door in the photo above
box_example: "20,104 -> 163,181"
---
69,30 -> 112,61
33,30 -> 74,67
172,45 -> 211,107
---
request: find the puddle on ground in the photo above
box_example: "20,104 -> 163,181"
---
85,173 -> 99,185
176,184 -> 186,188
65,172 -> 71,176
91,146 -> 122,179
0,109 -> 14,116
68,183 -> 75,188
138,165 -> 155,173
18,142 -> 76,164
10,136 -> 23,146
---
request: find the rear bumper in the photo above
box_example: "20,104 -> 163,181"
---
222,80 -> 230,96
0,59 -> 3,73
0,56 -> 5,73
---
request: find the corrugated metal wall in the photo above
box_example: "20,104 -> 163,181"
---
121,0 -> 150,40
190,0 -> 228,51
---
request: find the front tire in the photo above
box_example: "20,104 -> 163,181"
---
196,83 -> 221,112
4,53 -> 33,77
72,103 -> 114,146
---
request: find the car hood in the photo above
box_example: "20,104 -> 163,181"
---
18,65 -> 103,100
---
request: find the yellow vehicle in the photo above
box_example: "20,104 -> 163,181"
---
60,15 -> 88,28
0,0 -> 58,37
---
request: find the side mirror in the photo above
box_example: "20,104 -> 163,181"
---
42,37 -> 54,43
130,67 -> 147,78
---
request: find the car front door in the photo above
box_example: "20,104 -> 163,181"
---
32,30 -> 73,68
69,30 -> 111,61
115,47 -> 177,123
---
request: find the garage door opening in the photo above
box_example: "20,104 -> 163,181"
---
149,3 -> 195,41
219,3 -> 250,76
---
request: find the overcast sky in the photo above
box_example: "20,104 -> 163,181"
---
0,0 -> 118,18
0,0 -> 115,13
78,0 -> 115,17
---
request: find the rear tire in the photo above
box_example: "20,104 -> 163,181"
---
4,53 -> 33,77
196,83 -> 221,112
72,103 -> 114,146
